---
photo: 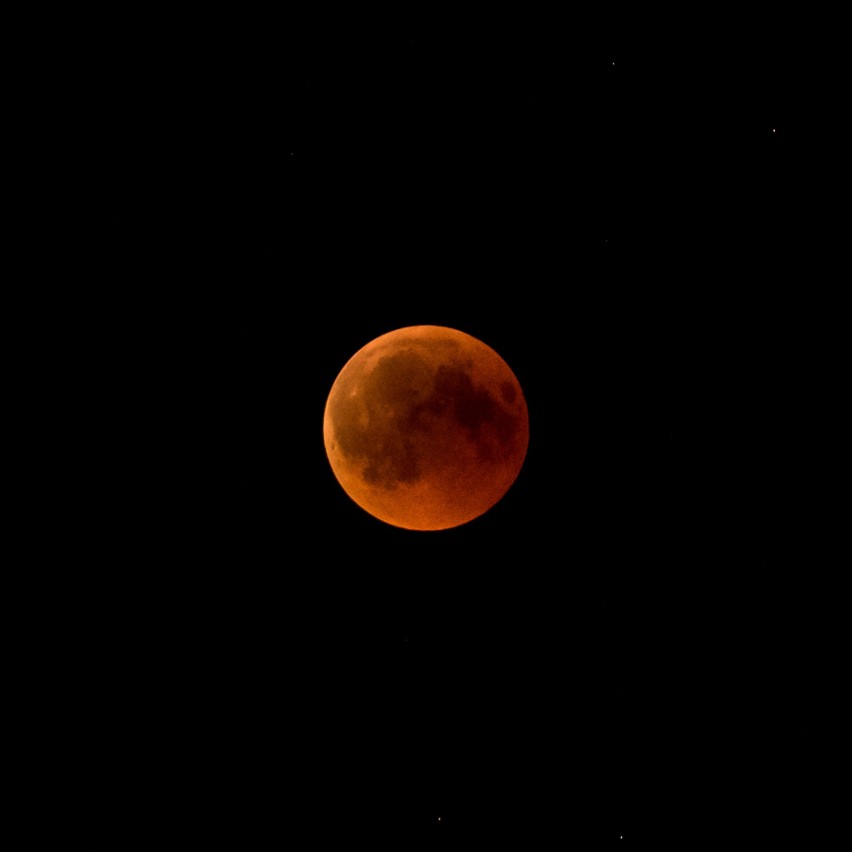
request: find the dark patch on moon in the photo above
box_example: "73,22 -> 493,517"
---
331,348 -> 523,490
422,366 -> 522,461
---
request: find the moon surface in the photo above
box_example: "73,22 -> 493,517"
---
323,325 -> 529,530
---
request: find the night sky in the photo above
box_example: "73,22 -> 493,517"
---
76,12 -> 838,846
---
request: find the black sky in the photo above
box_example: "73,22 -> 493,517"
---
66,12 -> 838,846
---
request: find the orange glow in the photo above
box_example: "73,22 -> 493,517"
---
323,326 -> 529,530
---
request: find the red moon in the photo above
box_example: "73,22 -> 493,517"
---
323,325 -> 529,531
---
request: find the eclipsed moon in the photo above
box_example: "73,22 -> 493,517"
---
323,325 -> 529,531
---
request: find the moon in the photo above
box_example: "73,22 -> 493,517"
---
323,325 -> 529,531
